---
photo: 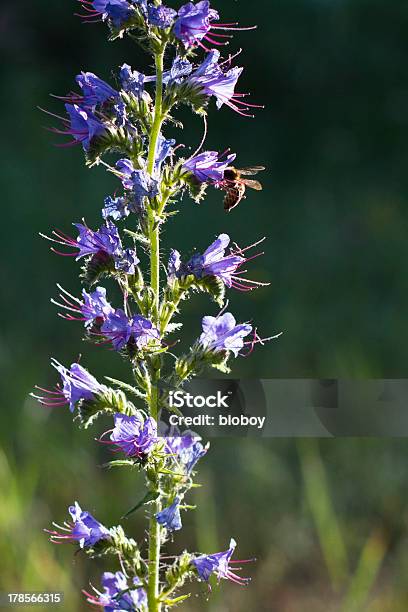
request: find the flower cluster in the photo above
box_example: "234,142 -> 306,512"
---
36,0 -> 278,608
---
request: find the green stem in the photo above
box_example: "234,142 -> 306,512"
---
147,49 -> 165,323
147,386 -> 161,612
146,46 -> 166,612
160,291 -> 186,334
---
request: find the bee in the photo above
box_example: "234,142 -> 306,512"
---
221,166 -> 265,212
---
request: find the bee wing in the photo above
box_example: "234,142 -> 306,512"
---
238,166 -> 266,176
241,179 -> 263,191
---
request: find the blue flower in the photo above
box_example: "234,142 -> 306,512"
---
156,497 -> 182,531
116,158 -> 135,189
33,360 -> 104,413
101,310 -> 159,351
167,249 -> 183,279
54,360 -> 104,412
192,51 -> 242,108
164,425 -> 208,474
173,1 -> 256,50
182,151 -> 236,183
132,169 -> 159,206
69,502 -> 110,548
51,285 -> 114,327
174,1 -> 219,47
187,234 -> 243,280
199,313 -> 252,357
193,539 -> 251,584
114,248 -> 140,274
101,309 -> 132,351
46,502 -> 110,549
131,314 -> 160,347
120,63 -> 146,98
116,159 -> 159,208
170,235 -> 267,292
45,221 -> 139,275
148,4 -> 177,29
113,100 -> 127,128
85,571 -> 147,610
188,50 -> 261,117
102,195 -> 130,221
163,56 -> 193,85
92,0 -> 134,28
63,104 -> 106,151
154,132 -> 176,177
74,221 -> 122,260
109,413 -> 158,457
75,72 -> 118,108
81,287 -> 115,326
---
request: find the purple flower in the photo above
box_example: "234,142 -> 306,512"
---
75,72 -> 118,108
101,310 -> 159,351
193,539 -> 251,585
101,309 -> 132,351
82,287 -> 115,325
102,195 -> 130,221
187,234 -> 243,280
116,158 -> 135,189
164,425 -> 208,474
109,413 -> 158,457
199,313 -> 252,357
131,315 -> 160,347
85,572 -> 147,610
154,132 -> 176,177
163,56 -> 193,85
90,0 -> 134,28
156,497 -> 182,531
116,159 -> 159,208
169,235 -> 267,292
132,169 -> 159,205
173,1 -> 256,51
46,502 -> 110,549
182,151 -> 236,183
59,104 -> 106,151
148,4 -> 177,29
115,248 -> 140,274
43,221 -> 139,275
51,285 -> 114,327
120,63 -> 146,98
167,249 -> 183,279
189,50 -> 262,117
74,221 -> 121,259
113,100 -> 127,128
173,1 -> 219,47
33,360 -> 104,412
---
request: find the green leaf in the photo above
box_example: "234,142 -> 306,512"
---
123,229 -> 150,246
163,594 -> 191,606
195,275 -> 225,307
103,460 -> 136,469
122,491 -> 160,519
105,377 -> 146,400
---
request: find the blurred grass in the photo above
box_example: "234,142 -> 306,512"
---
298,439 -> 349,591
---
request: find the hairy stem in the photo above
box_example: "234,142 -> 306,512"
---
147,48 -> 165,323
146,46 -> 166,612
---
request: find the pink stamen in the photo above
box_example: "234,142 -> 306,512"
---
203,36 -> 229,46
197,40 -> 212,53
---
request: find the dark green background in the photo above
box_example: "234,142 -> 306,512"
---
2,1 -> 408,609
